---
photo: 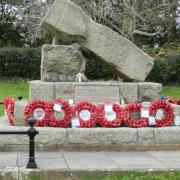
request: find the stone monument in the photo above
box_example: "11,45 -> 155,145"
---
29,0 -> 162,104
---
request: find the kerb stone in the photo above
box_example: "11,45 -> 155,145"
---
138,128 -> 155,144
67,128 -> 137,145
154,127 -> 180,144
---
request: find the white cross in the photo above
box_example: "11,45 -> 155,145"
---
76,73 -> 83,83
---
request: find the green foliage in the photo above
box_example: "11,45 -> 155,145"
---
0,47 -> 41,79
166,52 -> 180,84
85,58 -> 117,80
0,80 -> 29,116
146,49 -> 180,85
146,58 -> 168,84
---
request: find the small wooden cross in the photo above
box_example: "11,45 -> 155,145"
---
76,73 -> 83,83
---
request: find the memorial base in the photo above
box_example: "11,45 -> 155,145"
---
29,80 -> 162,103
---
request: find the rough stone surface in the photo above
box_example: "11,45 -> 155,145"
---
119,83 -> 138,103
0,126 -> 28,145
41,0 -> 154,82
67,128 -> 138,144
75,85 -> 120,103
14,100 -> 28,126
0,126 -> 180,151
55,82 -> 76,100
41,0 -> 89,43
82,20 -> 154,81
30,81 -> 162,103
138,128 -> 155,144
172,104 -> 180,115
41,44 -> 87,82
36,127 -> 67,146
29,80 -> 55,101
138,82 -> 162,102
154,127 -> 180,144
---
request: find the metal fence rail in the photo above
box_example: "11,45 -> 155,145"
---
0,117 -> 39,168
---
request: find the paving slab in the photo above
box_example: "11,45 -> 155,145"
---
17,152 -> 68,170
0,151 -> 180,172
148,151 -> 180,169
106,151 -> 168,170
0,152 -> 17,169
63,152 -> 119,170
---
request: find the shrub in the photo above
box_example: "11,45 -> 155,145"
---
146,58 -> 168,84
0,47 -> 41,79
85,58 -> 117,80
166,52 -> 180,84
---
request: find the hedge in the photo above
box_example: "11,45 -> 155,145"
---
146,53 -> 180,84
0,47 -> 179,84
0,47 -> 41,79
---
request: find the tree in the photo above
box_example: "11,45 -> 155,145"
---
72,0 -> 179,47
0,0 -> 25,46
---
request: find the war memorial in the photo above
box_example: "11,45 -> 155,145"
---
0,0 -> 180,179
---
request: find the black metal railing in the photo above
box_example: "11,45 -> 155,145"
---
0,117 -> 39,168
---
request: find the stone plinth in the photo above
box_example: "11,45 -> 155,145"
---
1,126 -> 180,151
29,81 -> 162,103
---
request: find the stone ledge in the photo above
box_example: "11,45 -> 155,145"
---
29,80 -> 162,103
0,126 -> 180,151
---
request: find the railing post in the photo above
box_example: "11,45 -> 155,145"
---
26,117 -> 38,169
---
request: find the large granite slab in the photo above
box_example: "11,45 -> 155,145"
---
41,0 -> 154,81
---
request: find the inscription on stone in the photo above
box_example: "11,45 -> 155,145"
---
75,86 -> 120,103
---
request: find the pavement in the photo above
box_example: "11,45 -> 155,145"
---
1,151 -> 180,171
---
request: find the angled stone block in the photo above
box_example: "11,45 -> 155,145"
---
41,0 -> 89,43
41,0 -> 154,82
82,21 -> 154,81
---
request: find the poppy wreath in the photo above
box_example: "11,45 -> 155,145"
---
47,99 -> 74,128
123,103 -> 149,128
97,103 -> 123,128
24,99 -> 49,126
3,97 -> 15,126
149,99 -> 174,127
75,101 -> 98,128
167,96 -> 180,105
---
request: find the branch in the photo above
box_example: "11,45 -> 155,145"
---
133,30 -> 159,36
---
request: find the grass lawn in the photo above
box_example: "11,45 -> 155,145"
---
84,171 -> 180,180
81,171 -> 180,180
162,86 -> 180,98
29,171 -> 180,180
0,80 -> 179,116
0,80 -> 29,116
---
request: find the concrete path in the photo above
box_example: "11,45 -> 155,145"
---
0,151 -> 180,171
